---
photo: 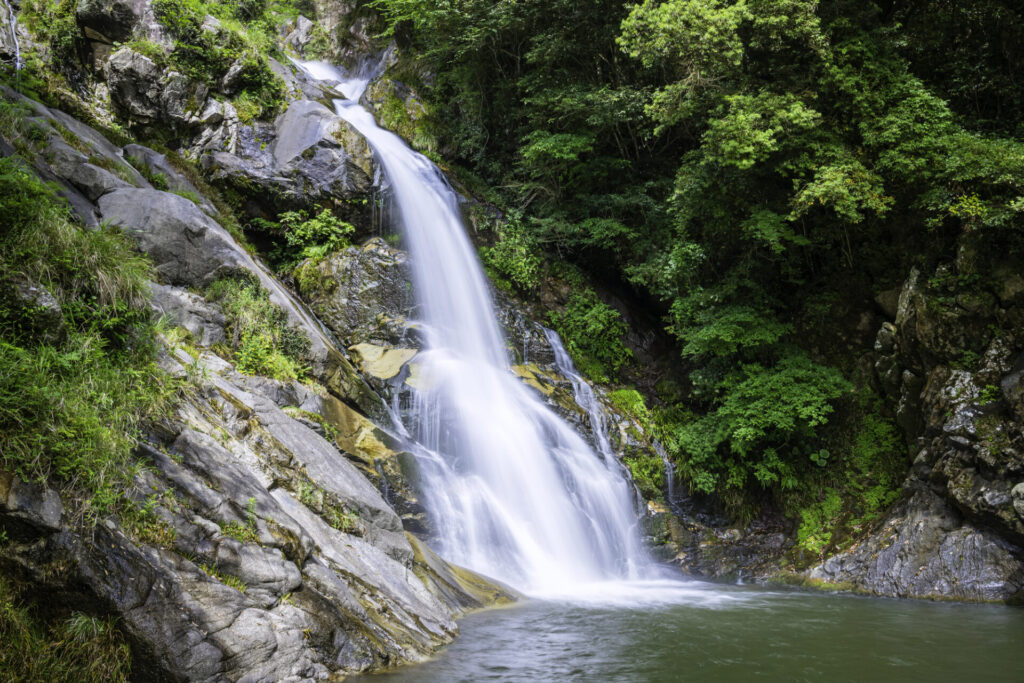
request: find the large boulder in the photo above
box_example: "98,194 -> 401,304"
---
105,48 -> 164,122
201,98 -> 376,211
98,188 -> 248,286
808,490 -> 1024,602
105,47 -> 209,131
76,0 -> 140,43
295,237 -> 416,348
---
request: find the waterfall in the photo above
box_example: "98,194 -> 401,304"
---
2,0 -> 22,71
297,61 -> 652,595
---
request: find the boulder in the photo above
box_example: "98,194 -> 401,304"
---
201,98 -> 375,211
105,48 -> 163,122
295,238 -> 416,348
98,188 -> 249,286
76,0 -> 139,43
808,490 -> 1024,602
123,143 -> 219,215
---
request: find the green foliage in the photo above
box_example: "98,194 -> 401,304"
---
199,564 -> 247,593
675,352 -> 851,495
21,0 -> 82,71
125,156 -> 170,191
281,209 -> 355,260
120,493 -> 178,547
788,391 -> 904,558
295,480 -> 359,533
0,577 -> 131,682
375,87 -> 438,154
251,208 -> 355,270
150,0 -> 287,121
0,157 -> 173,516
796,488 -> 842,557
370,0 -> 1024,522
221,497 -> 260,543
205,275 -> 309,380
608,389 -> 651,425
978,384 -> 1001,405
548,290 -> 631,382
481,211 -> 541,291
624,452 -> 665,502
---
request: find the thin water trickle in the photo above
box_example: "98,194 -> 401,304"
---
2,0 -> 22,71
297,60 -> 653,595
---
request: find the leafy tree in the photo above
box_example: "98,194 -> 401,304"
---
376,0 -> 1024,515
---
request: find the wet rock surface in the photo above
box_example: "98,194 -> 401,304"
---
200,97 -> 377,214
0,88 -> 517,680
798,258 -> 1024,602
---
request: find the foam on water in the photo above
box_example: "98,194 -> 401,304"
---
297,60 -> 666,597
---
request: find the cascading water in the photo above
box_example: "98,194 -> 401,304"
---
2,0 -> 22,71
297,60 -> 653,595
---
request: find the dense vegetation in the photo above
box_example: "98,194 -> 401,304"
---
376,0 -> 1024,545
0,145 -> 172,517
0,577 -> 130,682
19,0 -> 316,123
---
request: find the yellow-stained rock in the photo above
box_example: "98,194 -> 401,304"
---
349,342 -> 418,380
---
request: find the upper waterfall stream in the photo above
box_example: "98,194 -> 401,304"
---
297,60 -> 653,596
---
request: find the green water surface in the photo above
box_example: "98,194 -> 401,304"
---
366,580 -> 1024,682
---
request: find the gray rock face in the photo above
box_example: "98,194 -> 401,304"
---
96,188 -> 329,371
123,143 -> 219,215
0,472 -> 64,538
284,15 -> 317,54
106,47 -> 209,131
105,48 -> 163,122
201,98 -> 376,211
296,237 -> 416,348
0,84 -> 150,223
0,347 -> 515,680
809,490 -> 1024,602
150,282 -> 227,346
804,259 -> 1024,602
76,0 -> 139,43
99,188 -> 248,286
9,279 -> 66,344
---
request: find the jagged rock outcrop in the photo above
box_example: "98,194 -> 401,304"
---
310,0 -> 383,66
200,97 -> 377,214
76,0 -> 139,43
0,345 -> 516,680
106,47 -> 211,131
296,237 -> 417,349
1,86 -> 519,679
802,257 -> 1024,602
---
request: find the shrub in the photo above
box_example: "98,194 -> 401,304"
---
624,453 -> 665,502
205,275 -> 309,380
548,289 -> 631,382
251,208 -> 355,270
0,157 -> 173,515
481,211 -> 541,291
151,0 -> 287,121
0,577 -> 131,682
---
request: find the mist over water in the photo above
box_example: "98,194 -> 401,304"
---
298,60 -> 652,595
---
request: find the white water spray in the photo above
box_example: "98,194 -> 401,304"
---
2,0 -> 22,71
297,61 -> 652,595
